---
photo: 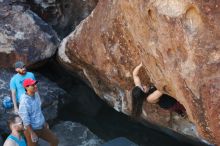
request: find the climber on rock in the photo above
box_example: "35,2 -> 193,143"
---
131,62 -> 186,117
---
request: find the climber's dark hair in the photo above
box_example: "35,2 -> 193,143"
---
131,86 -> 147,117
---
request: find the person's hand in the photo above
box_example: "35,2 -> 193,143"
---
44,122 -> 49,129
138,62 -> 143,67
31,131 -> 38,143
14,108 -> 19,115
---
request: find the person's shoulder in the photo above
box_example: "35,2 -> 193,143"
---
26,71 -> 33,74
26,72 -> 35,78
35,92 -> 40,97
10,73 -> 19,81
26,72 -> 34,76
20,94 -> 29,103
3,138 -> 17,146
10,74 -> 19,87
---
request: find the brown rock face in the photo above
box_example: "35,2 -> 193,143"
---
58,0 -> 220,145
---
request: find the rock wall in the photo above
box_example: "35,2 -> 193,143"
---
27,0 -> 98,38
0,2 -> 59,68
51,121 -> 104,146
58,0 -> 220,145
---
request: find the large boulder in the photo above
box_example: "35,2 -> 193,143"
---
0,2 -> 59,68
27,0 -> 98,38
37,121 -> 104,146
50,121 -> 104,146
58,0 -> 220,145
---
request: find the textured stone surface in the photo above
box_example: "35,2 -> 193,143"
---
58,0 -> 220,145
0,2 -> 59,68
50,121 -> 104,146
27,0 -> 98,38
38,121 -> 104,146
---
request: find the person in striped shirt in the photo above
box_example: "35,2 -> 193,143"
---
18,78 -> 59,146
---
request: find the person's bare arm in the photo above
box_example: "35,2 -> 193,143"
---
3,139 -> 17,146
11,90 -> 18,113
44,122 -> 49,129
26,125 -> 38,142
132,63 -> 143,87
147,90 -> 163,103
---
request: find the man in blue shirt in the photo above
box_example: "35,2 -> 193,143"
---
10,61 -> 35,113
19,78 -> 59,146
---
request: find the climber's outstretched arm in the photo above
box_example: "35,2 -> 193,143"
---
132,63 -> 143,87
147,90 -> 163,103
